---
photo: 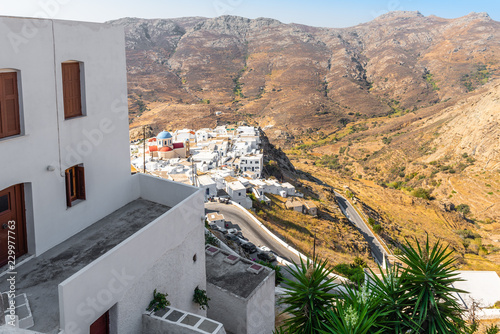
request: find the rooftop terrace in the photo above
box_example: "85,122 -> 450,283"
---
205,246 -> 272,300
0,199 -> 169,333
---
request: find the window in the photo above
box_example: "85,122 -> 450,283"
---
65,165 -> 86,207
0,72 -> 21,139
62,62 -> 83,119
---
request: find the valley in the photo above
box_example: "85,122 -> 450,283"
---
114,11 -> 500,274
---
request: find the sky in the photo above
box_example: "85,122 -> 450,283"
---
0,0 -> 498,28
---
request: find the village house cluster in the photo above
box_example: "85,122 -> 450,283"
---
130,125 -> 300,210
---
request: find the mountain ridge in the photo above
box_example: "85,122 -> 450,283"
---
108,11 -> 499,142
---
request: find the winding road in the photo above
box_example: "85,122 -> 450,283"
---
205,202 -> 302,265
334,192 -> 389,265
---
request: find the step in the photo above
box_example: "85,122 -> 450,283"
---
2,293 -> 33,329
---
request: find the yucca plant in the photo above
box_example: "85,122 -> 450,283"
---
398,235 -> 468,333
320,283 -> 387,334
367,263 -> 419,333
275,237 -> 471,334
278,257 -> 338,334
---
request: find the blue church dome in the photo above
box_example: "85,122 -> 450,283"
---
157,131 -> 172,139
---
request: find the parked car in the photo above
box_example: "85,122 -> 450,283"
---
228,229 -> 247,240
241,242 -> 257,254
258,245 -> 279,257
210,224 -> 227,234
258,245 -> 272,253
225,234 -> 242,244
236,233 -> 248,241
257,251 -> 277,263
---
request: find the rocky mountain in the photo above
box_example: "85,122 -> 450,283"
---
109,12 -> 499,140
110,12 -> 500,274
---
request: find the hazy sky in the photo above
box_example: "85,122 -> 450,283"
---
0,0 -> 498,28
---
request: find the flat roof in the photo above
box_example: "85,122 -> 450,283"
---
0,199 -> 169,333
305,201 -> 318,209
453,271 -> 500,308
228,181 -> 246,191
198,174 -> 216,186
207,212 -> 225,222
205,246 -> 273,300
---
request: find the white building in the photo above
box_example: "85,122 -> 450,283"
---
226,181 -> 252,209
0,17 -> 207,334
174,128 -> 195,143
206,212 -> 226,229
198,174 -> 217,198
205,246 -> 275,334
238,154 -> 263,178
195,130 -> 209,143
281,182 -> 296,196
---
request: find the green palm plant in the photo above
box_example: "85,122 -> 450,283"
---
320,283 -> 387,334
277,257 -> 338,334
367,263 -> 419,333
398,235 -> 468,333
275,237 -> 471,334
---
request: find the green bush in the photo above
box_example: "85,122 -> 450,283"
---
193,286 -> 210,310
147,289 -> 170,312
456,204 -> 470,214
373,224 -> 382,234
411,188 -> 431,200
334,263 -> 365,286
205,232 -> 220,247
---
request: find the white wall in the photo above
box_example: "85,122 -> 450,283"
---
206,271 -> 274,334
0,17 -> 135,256
206,284 -> 247,334
58,176 -> 206,334
246,274 -> 275,334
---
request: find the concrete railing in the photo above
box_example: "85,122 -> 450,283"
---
136,173 -> 200,208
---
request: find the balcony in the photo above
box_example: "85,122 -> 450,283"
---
0,174 -> 205,333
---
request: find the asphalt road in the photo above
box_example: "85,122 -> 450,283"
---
205,202 -> 350,289
334,192 -> 388,265
205,202 -> 302,265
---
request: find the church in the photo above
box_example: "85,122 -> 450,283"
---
146,131 -> 189,159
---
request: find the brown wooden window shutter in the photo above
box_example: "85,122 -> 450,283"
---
65,165 -> 86,207
76,166 -> 86,200
62,63 -> 82,119
65,170 -> 72,208
0,72 -> 21,139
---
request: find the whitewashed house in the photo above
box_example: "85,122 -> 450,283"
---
226,181 -> 252,209
195,129 -> 209,143
198,174 -> 217,198
238,154 -> 263,178
174,128 -> 195,143
206,212 -> 226,229
281,182 -> 296,196
0,16 -> 209,334
206,246 -> 275,334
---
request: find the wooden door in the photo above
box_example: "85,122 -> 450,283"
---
90,311 -> 109,334
0,184 -> 27,267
